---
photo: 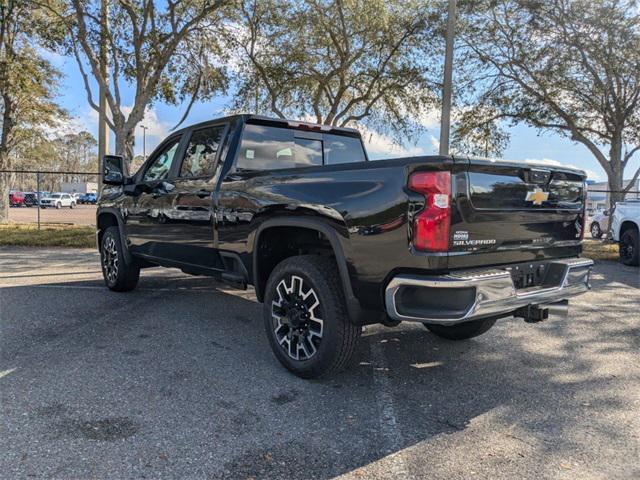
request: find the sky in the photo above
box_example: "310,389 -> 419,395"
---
47,48 -> 640,184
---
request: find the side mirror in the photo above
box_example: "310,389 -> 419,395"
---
603,210 -> 609,216
102,154 -> 126,185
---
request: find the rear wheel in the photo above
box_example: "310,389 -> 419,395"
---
423,317 -> 497,340
620,229 -> 639,266
590,222 -> 602,239
263,255 -> 361,378
70,202 -> 75,209
100,226 -> 140,291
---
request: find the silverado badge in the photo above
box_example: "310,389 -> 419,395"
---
525,188 -> 549,206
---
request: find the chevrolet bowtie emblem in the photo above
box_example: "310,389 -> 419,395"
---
526,188 -> 549,205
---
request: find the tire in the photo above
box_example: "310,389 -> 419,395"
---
423,317 -> 497,340
70,202 -> 75,209
590,222 -> 602,239
263,255 -> 361,378
56,202 -> 61,209
100,226 -> 140,291
620,228 -> 639,266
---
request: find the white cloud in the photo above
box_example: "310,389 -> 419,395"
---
37,46 -> 67,68
429,135 -> 440,153
82,105 -> 171,155
361,128 -> 425,159
122,106 -> 172,140
414,108 -> 440,129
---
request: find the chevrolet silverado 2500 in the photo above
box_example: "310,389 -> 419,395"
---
97,114 -> 593,378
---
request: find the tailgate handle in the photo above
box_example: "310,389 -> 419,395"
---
526,169 -> 551,184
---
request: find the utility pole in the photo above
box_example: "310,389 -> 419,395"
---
140,125 -> 148,160
439,0 -> 456,156
98,0 -> 109,173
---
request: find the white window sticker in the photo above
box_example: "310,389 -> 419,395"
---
246,149 -> 255,159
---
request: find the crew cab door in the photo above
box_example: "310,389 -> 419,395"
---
158,123 -> 229,269
126,134 -> 184,257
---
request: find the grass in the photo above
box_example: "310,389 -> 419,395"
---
0,223 -> 95,248
582,238 -> 619,262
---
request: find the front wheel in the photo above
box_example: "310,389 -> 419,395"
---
590,222 -> 602,239
100,226 -> 140,291
263,255 -> 361,378
620,229 -> 639,266
423,317 -> 497,340
70,202 -> 75,209
55,202 -> 61,209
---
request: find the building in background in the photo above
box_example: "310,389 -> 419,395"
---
60,181 -> 98,195
587,178 -> 640,213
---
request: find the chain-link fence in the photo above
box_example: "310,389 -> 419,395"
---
587,188 -> 640,214
2,170 -> 100,228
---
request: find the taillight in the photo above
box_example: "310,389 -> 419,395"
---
408,171 -> 451,252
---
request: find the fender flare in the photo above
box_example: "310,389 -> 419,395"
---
252,217 -> 369,324
96,208 -> 134,265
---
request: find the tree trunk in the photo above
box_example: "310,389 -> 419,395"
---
114,128 -> 135,174
0,165 -> 9,224
605,152 -> 625,240
607,135 -> 625,211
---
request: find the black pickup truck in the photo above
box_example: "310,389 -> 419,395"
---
98,114 -> 593,378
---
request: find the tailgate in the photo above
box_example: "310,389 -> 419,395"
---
449,158 -> 586,268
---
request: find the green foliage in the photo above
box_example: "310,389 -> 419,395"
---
230,0 -> 441,142
0,0 -> 66,222
456,0 -> 640,205
0,2 -> 66,163
0,223 -> 95,248
57,0 -> 231,160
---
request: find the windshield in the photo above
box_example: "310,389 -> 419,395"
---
50,194 -> 61,198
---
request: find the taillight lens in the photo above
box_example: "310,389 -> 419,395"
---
408,171 -> 451,252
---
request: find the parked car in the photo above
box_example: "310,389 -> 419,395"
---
39,192 -> 76,209
79,192 -> 98,204
9,191 -> 25,207
23,192 -> 38,207
590,210 -> 610,238
97,114 -> 593,378
610,200 -> 640,266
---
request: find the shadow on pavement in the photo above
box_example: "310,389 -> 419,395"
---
0,263 -> 638,479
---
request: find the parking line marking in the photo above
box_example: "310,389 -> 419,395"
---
0,368 -> 17,379
370,337 -> 412,479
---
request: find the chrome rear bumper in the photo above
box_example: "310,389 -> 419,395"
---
385,258 -> 593,325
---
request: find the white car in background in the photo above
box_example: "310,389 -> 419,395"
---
39,192 -> 76,209
610,200 -> 640,266
590,210 -> 610,238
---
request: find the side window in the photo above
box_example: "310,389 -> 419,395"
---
142,137 -> 181,182
180,125 -> 225,178
238,125 -> 323,171
324,134 -> 366,165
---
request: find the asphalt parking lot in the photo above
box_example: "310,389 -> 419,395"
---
0,247 -> 638,479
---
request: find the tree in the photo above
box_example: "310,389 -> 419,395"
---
456,0 -> 640,210
0,0 -> 64,222
230,0 -> 440,142
55,0 -> 230,164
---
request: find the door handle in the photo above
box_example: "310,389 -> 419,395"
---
196,190 -> 210,198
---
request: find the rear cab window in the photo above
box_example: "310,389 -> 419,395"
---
237,123 -> 366,172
